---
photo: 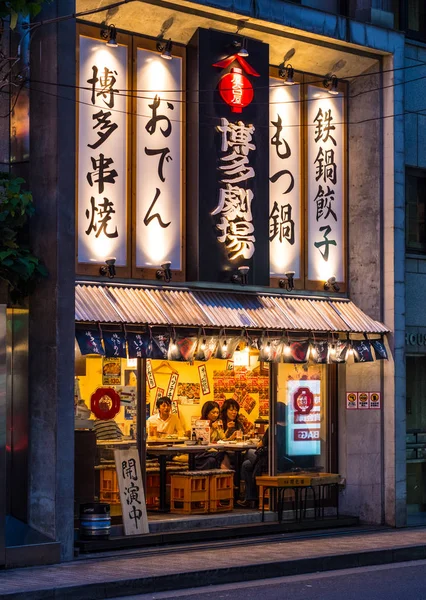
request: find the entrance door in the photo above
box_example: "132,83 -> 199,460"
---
0,305 -> 7,566
406,355 -> 426,524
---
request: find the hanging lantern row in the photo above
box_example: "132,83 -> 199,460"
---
75,325 -> 388,364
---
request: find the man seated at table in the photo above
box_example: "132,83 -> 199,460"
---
147,396 -> 185,437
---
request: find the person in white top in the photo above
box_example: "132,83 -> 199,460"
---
147,396 -> 184,436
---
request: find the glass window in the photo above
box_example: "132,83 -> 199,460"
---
276,363 -> 329,473
401,0 -> 426,40
406,169 -> 426,253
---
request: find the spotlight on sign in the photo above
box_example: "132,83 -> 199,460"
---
232,265 -> 250,285
99,257 -> 116,278
156,260 -> 172,283
156,38 -> 173,60
324,276 -> 340,292
279,271 -> 295,291
102,24 -> 118,48
238,38 -> 249,58
279,64 -> 295,85
324,74 -> 339,95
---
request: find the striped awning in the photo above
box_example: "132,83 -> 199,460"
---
75,283 -> 389,335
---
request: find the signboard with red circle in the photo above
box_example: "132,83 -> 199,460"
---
293,387 -> 314,414
91,387 -> 121,420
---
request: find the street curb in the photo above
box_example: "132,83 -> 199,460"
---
2,543 -> 426,600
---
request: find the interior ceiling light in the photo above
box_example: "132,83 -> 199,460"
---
324,74 -> 339,95
156,38 -> 173,60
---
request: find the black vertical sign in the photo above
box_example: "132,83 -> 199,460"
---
187,28 -> 269,285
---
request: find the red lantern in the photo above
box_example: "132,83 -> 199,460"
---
217,67 -> 254,113
91,387 -> 121,420
293,387 -> 314,415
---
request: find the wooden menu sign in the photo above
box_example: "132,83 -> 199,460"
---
114,448 -> 149,535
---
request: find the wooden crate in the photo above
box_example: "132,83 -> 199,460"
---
170,471 -> 209,514
99,468 -> 120,504
209,470 -> 234,513
145,471 -> 160,509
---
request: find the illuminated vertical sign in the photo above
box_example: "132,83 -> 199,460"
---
286,379 -> 321,456
78,35 -> 128,266
186,28 -> 269,285
307,86 -> 345,284
269,79 -> 301,278
136,48 -> 183,271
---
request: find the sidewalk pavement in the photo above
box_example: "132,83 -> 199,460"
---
2,527 -> 426,600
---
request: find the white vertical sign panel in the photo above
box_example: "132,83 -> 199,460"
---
136,49 -> 183,270
78,36 -> 128,266
269,80 -> 301,277
307,86 -> 344,283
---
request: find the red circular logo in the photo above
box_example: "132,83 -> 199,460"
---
91,387 -> 121,420
218,68 -> 254,113
293,387 -> 314,414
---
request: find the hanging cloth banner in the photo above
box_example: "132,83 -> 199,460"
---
194,335 -> 218,362
214,333 -> 242,360
352,339 -> 374,363
75,326 -> 105,356
126,331 -> 150,359
283,340 -> 310,364
259,338 -> 282,363
371,338 -> 388,360
311,340 -> 329,364
167,335 -> 198,362
329,339 -> 349,364
102,329 -> 127,358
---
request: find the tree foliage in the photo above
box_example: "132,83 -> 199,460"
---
0,173 -> 47,301
0,1 -> 50,29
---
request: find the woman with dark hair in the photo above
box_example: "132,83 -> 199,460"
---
201,401 -> 225,442
221,398 -> 244,440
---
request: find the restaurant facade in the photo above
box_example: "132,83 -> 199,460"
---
0,0 -> 406,567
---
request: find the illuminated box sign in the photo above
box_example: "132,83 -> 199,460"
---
77,35 -> 128,267
186,28 -> 269,285
136,48 -> 183,271
287,380 -> 321,456
307,86 -> 345,286
269,78 -> 301,279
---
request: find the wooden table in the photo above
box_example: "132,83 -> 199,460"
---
147,443 -> 257,512
256,473 -> 340,523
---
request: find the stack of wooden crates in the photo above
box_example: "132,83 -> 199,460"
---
170,470 -> 234,514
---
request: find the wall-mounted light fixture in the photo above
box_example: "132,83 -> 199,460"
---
156,38 -> 173,60
101,24 -> 118,48
232,37 -> 249,58
156,261 -> 172,283
279,271 -> 295,291
232,265 -> 250,285
99,257 -> 116,278
324,74 -> 339,95
279,64 -> 295,85
324,276 -> 340,292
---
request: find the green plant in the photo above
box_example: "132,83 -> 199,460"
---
0,0 -> 51,29
0,173 -> 47,302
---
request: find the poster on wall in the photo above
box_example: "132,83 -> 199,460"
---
135,46 -> 183,272
369,391 -> 381,409
102,357 -> 121,386
358,392 -> 369,409
307,85 -> 345,286
78,35 -> 128,267
146,359 -> 156,389
286,380 -> 321,456
269,78 -> 301,279
166,373 -> 179,400
198,365 -> 211,395
346,392 -> 358,410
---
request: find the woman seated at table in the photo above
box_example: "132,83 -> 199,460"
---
221,399 -> 245,440
195,401 -> 228,469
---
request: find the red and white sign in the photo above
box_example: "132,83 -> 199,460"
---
346,392 -> 358,410
293,387 -> 314,414
369,392 -> 381,409
91,387 -> 121,420
293,428 -> 320,441
358,392 -> 369,409
146,359 -> 156,389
